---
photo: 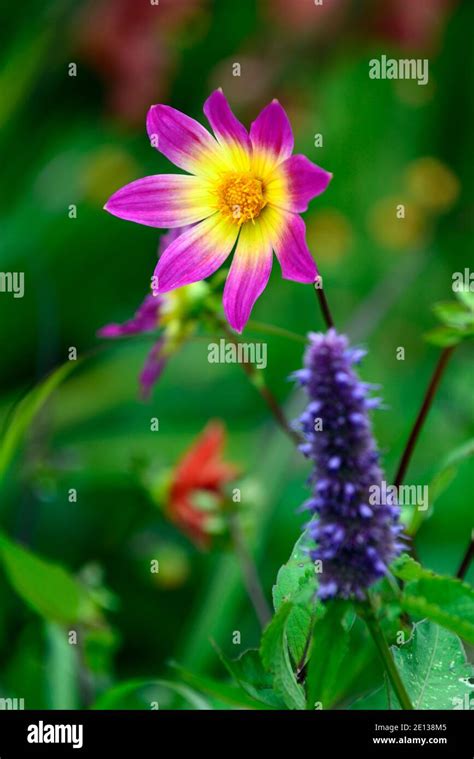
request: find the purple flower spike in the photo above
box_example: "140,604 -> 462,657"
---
293,329 -> 403,600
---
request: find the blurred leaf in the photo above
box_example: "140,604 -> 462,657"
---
93,678 -> 210,710
0,359 -> 81,485
215,647 -> 284,708
260,603 -> 305,710
306,602 -> 350,710
391,620 -> 474,709
0,531 -> 98,625
45,622 -> 79,710
171,663 -> 271,710
433,301 -> 474,329
424,326 -> 462,347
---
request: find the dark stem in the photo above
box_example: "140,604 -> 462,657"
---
314,278 -> 335,330
221,323 -> 302,445
394,346 -> 455,488
360,600 -> 413,710
456,530 -> 474,580
227,511 -> 272,629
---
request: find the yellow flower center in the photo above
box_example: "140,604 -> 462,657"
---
217,172 -> 267,225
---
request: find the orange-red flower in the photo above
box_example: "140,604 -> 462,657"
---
166,422 -> 238,548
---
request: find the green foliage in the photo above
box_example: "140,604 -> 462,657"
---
0,359 -> 80,484
392,621 -> 474,710
392,554 -> 474,643
0,531 -> 99,625
93,678 -> 210,710
215,648 -> 284,708
305,602 -> 350,710
260,603 -> 306,710
425,291 -> 474,346
272,526 -> 320,665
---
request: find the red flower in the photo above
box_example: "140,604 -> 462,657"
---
167,422 -> 238,548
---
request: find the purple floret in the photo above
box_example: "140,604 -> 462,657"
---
293,329 -> 403,600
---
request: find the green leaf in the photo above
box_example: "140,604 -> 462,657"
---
171,663 -> 271,710
260,603 -> 306,710
392,620 -> 474,709
392,554 -> 474,643
433,301 -> 474,330
0,531 -> 98,625
272,524 -> 320,666
0,359 -> 80,484
456,289 -> 474,312
92,678 -> 210,710
306,602 -> 350,710
424,326 -> 462,347
215,648 -> 284,708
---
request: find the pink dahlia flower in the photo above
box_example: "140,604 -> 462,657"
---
104,90 -> 332,333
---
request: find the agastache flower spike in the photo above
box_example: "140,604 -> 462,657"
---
292,330 -> 403,600
104,89 -> 332,333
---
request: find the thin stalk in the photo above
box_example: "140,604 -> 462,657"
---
227,511 -> 272,629
221,322 -> 302,445
246,320 -> 307,344
394,346 -> 455,488
456,530 -> 474,580
314,279 -> 335,330
360,600 -> 413,710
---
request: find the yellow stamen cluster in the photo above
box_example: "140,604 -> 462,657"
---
217,172 -> 266,225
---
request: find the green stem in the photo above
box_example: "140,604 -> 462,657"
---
360,600 -> 413,710
246,320 -> 307,344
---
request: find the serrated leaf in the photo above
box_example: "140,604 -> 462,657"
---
402,577 -> 474,644
392,555 -> 474,643
0,531 -> 98,625
260,603 -> 305,710
392,620 -> 474,709
306,602 -> 350,710
272,524 -> 320,667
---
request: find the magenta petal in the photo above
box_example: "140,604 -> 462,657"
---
146,104 -> 221,176
280,155 -> 333,212
250,100 -> 294,175
223,225 -> 273,333
154,215 -> 238,292
104,175 -> 213,228
203,89 -> 251,170
98,294 -> 161,338
273,211 -> 317,283
140,339 -> 167,399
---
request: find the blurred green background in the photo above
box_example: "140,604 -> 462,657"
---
0,0 -> 472,708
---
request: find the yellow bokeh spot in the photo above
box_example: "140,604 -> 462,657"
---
217,172 -> 267,225
307,209 -> 353,263
368,197 -> 428,251
405,157 -> 460,213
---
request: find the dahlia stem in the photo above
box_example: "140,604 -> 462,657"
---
227,511 -> 272,629
393,346 -> 455,488
360,600 -> 413,710
456,530 -> 474,580
221,323 -> 302,445
314,278 -> 335,330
